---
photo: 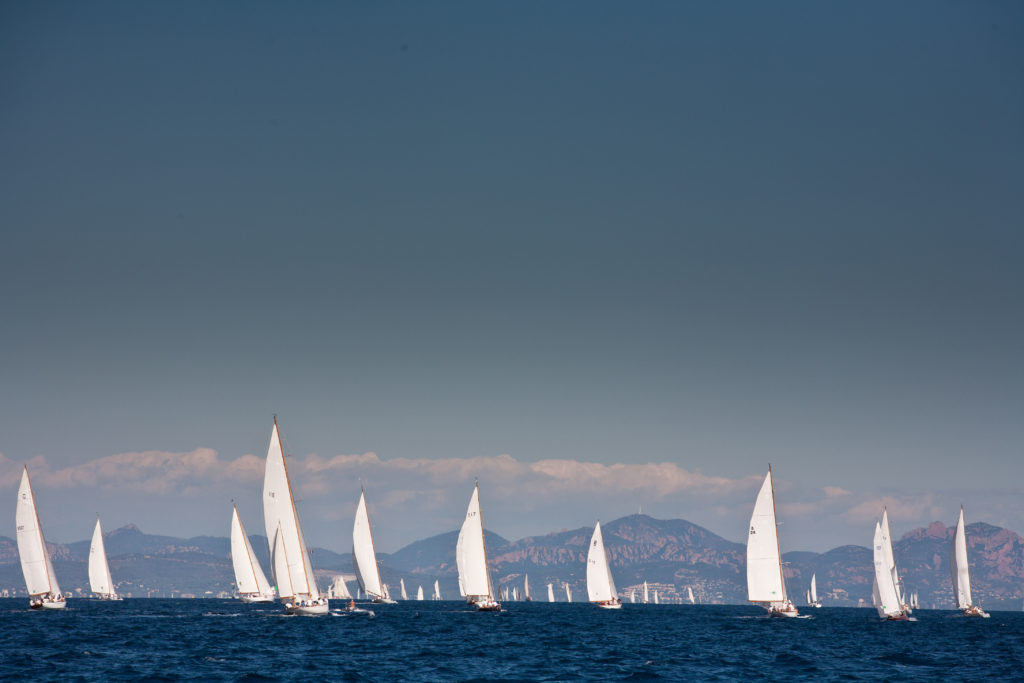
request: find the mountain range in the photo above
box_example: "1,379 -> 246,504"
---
1,515 -> 1021,609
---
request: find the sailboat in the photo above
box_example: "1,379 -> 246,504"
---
416,585 -> 424,601
331,575 -> 352,599
262,418 -> 328,615
455,481 -> 501,611
653,590 -> 659,605
433,579 -> 442,601
89,516 -> 122,600
951,506 -> 989,618
808,573 -> 821,608
230,505 -> 274,602
565,583 -> 572,603
352,488 -> 396,604
643,581 -> 649,604
524,574 -> 532,601
16,467 -> 67,609
629,589 -> 635,604
687,586 -> 695,605
873,519 -> 908,620
547,583 -> 555,602
586,521 -> 622,609
746,467 -> 798,617
399,578 -> 408,600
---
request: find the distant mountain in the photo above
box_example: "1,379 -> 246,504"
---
1,516 -> 1021,608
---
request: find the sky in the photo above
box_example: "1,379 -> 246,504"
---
1,1 -> 1022,554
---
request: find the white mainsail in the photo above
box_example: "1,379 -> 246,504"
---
688,586 -> 695,604
524,574 -> 531,600
89,516 -> 118,599
433,579 -> 442,600
880,508 -> 903,606
400,578 -> 408,600
586,521 -> 620,607
331,575 -> 352,599
16,467 -> 65,609
565,583 -> 572,602
353,489 -> 391,601
950,506 -> 987,616
629,589 -> 635,603
230,505 -> 274,601
873,521 -> 904,618
654,590 -> 659,604
455,482 -> 498,608
262,418 -> 324,612
746,469 -> 788,605
416,585 -> 424,601
547,583 -> 555,602
643,581 -> 649,604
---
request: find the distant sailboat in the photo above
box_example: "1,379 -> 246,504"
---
629,589 -> 635,604
230,505 -> 274,603
331,575 -> 352,599
547,583 -> 555,602
16,467 -> 66,609
687,586 -> 695,605
400,578 -> 408,600
353,488 -> 396,604
455,481 -> 500,611
746,467 -> 798,617
416,585 -> 424,601
643,581 -> 649,604
872,516 -> 908,620
89,516 -> 122,600
262,418 -> 328,615
586,521 -> 621,609
653,590 -> 659,605
524,574 -> 532,601
808,573 -> 821,608
951,506 -> 989,618
433,579 -> 442,601
565,583 -> 572,603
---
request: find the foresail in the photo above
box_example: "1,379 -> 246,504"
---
353,491 -> 385,598
873,522 -> 902,617
89,517 -> 114,596
232,506 -> 273,596
456,484 -> 491,597
951,507 -> 973,609
810,573 -> 818,603
746,470 -> 785,602
272,523 -> 294,600
16,468 -> 53,596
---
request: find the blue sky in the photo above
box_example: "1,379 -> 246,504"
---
2,1 -> 1022,553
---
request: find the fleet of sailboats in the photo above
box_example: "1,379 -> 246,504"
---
352,488 -> 396,604
585,521 -> 621,609
16,467 -> 67,609
805,573 -> 821,608
746,467 -> 798,617
455,481 -> 501,611
230,505 -> 274,603
951,506 -> 989,618
262,418 -> 328,615
89,515 -> 122,600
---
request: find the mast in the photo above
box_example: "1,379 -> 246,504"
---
767,465 -> 787,602
476,481 -> 495,599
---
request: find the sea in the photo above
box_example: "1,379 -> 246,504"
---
1,599 -> 1021,682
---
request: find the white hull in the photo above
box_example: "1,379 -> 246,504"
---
31,596 -> 67,610
596,600 -> 623,609
240,593 -> 275,603
370,597 -> 398,605
764,601 -> 799,617
287,600 -> 330,615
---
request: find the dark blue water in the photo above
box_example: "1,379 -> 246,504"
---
1,599 -> 1021,681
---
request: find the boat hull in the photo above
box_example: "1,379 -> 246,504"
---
475,598 -> 502,612
596,601 -> 623,609
240,594 -> 275,604
961,606 -> 990,618
33,599 -> 67,610
288,602 -> 329,616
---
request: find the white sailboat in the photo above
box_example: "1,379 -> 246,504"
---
230,505 -> 274,602
524,574 -> 532,601
687,586 -> 695,605
653,590 -> 659,605
746,467 -> 798,617
808,573 -> 821,608
331,575 -> 352,599
643,581 -> 649,604
16,467 -> 67,609
547,583 -> 555,602
873,519 -> 907,620
586,521 -> 622,609
416,585 -> 424,601
262,418 -> 328,615
433,579 -> 442,601
455,481 -> 501,611
565,583 -> 572,603
951,506 -> 989,618
352,488 -> 396,603
400,578 -> 408,600
89,516 -> 122,600
629,589 -> 635,604
879,508 -> 908,612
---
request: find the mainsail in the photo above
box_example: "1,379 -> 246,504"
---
586,521 -> 619,605
873,521 -> 904,618
455,482 -> 496,604
230,505 -> 274,600
951,506 -> 973,610
400,578 -> 408,600
880,508 -> 903,606
353,489 -> 388,601
547,583 -> 555,602
89,516 -> 118,599
16,467 -> 62,600
433,579 -> 442,600
746,469 -> 787,605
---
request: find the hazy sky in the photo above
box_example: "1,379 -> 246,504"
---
2,2 -> 1022,554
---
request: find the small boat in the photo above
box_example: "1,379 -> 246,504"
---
400,578 -> 408,600
433,579 -> 442,601
746,467 -> 798,617
586,521 -> 622,609
951,506 -> 989,618
808,573 -> 821,608
565,583 -> 572,603
547,583 -> 555,602
643,581 -> 649,604
416,585 -> 424,601
330,575 -> 353,600
653,590 -> 659,605
262,418 -> 328,615
230,505 -> 274,603
524,574 -> 532,601
873,515 -> 908,620
687,586 -> 695,605
352,488 -> 397,604
629,589 -> 635,604
455,481 -> 501,611
16,467 -> 67,610
89,516 -> 122,600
